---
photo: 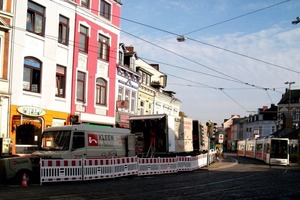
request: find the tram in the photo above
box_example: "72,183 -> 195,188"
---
237,137 -> 289,166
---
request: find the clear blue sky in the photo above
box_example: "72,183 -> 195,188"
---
119,0 -> 300,125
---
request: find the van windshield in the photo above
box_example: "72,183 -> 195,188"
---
39,130 -> 71,151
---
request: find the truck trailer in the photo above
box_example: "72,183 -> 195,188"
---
129,114 -> 194,157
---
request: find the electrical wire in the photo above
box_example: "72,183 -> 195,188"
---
183,0 -> 291,35
120,0 -> 299,74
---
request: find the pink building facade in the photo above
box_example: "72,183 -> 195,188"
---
71,0 -> 121,126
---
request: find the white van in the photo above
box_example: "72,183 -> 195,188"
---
31,124 -> 135,160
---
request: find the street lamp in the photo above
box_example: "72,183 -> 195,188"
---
284,81 -> 295,111
176,35 -> 187,42
292,16 -> 300,25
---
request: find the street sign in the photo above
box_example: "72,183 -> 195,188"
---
219,134 -> 224,143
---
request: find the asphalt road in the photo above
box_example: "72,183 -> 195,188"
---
1,153 -> 300,200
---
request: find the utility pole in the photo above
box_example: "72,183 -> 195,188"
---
284,81 -> 295,111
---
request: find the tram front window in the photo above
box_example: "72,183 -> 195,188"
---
270,140 -> 288,159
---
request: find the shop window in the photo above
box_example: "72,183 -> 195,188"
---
23,57 -> 42,93
26,1 -> 45,36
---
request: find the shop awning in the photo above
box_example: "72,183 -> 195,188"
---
129,114 -> 166,120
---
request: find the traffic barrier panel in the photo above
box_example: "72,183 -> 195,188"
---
138,158 -> 161,176
40,159 -> 83,185
113,156 -> 138,178
83,158 -> 114,180
176,156 -> 194,171
159,157 -> 177,174
197,154 -> 207,168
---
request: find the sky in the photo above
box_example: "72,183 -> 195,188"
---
119,0 -> 300,125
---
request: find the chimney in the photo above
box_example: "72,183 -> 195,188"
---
126,46 -> 134,53
262,106 -> 268,111
150,64 -> 159,70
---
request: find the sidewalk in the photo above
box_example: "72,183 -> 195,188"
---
206,153 -> 300,171
206,155 -> 238,170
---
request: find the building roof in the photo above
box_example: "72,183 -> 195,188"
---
278,89 -> 300,104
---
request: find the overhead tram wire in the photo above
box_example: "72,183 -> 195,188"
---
165,75 -> 275,112
219,88 -> 249,112
140,57 -> 245,84
121,29 -> 283,93
183,0 -> 291,35
120,1 -> 300,75
264,88 -> 275,104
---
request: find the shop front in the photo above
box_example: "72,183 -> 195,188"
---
10,105 -> 69,155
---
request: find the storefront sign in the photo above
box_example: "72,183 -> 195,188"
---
17,106 -> 46,117
116,100 -> 129,109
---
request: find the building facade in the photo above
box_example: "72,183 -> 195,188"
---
115,44 -> 140,128
10,0 -> 76,154
70,0 -> 121,126
0,0 -> 12,140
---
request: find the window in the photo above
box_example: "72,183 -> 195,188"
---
96,78 -> 107,106
79,25 -> 89,53
140,100 -> 145,115
131,91 -> 136,112
23,57 -> 41,93
81,0 -> 90,9
118,86 -> 123,101
0,36 -> 3,78
56,65 -> 66,98
77,71 -> 86,102
26,1 -> 45,36
98,34 -> 109,61
0,0 -> 4,10
58,15 -> 69,45
72,132 -> 85,149
118,50 -> 124,65
100,0 -> 111,20
139,71 -> 151,86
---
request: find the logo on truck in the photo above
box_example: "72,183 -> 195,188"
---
88,134 -> 98,146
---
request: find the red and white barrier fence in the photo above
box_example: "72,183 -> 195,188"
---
40,152 -> 216,185
40,159 -> 83,183
137,157 -> 177,176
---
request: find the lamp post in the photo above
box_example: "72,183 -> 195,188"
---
292,16 -> 300,25
176,35 -> 187,42
284,81 -> 295,111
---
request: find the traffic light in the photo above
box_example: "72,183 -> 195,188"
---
212,123 -> 218,138
200,125 -> 205,146
206,121 -> 213,137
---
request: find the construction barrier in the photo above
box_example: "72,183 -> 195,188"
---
83,158 -> 114,180
40,152 -> 216,185
40,159 -> 83,184
138,157 -> 177,176
113,157 -> 138,178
